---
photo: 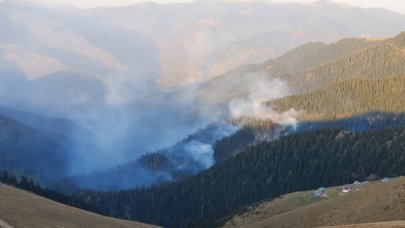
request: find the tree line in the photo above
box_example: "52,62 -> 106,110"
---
3,127 -> 405,227
65,127 -> 405,227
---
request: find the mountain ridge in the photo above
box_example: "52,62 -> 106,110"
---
196,32 -> 405,106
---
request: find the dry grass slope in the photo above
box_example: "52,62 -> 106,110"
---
224,177 -> 405,228
319,220 -> 405,228
0,184 -> 159,228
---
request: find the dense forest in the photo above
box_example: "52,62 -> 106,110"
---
272,77 -> 405,120
0,115 -> 68,184
215,112 -> 405,162
197,32 -> 405,105
196,35 -> 382,104
276,32 -> 405,93
54,123 -> 235,191
214,127 -> 256,162
60,127 -> 405,227
264,37 -> 378,78
1,31 -> 405,228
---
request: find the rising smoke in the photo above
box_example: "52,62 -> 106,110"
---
228,72 -> 300,126
0,1 -> 302,190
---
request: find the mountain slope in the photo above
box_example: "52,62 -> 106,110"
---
281,32 -> 405,93
322,221 -> 405,228
64,128 -> 405,227
2,0 -> 402,90
214,112 -> 405,162
271,77 -> 405,121
55,123 -> 237,191
88,0 -> 405,87
0,0 -> 159,114
2,0 -> 405,179
224,177 -> 405,228
197,32 -> 405,105
0,115 -> 69,184
0,183 -> 158,228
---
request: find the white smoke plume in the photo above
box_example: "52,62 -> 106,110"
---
184,140 -> 215,169
229,72 -> 300,126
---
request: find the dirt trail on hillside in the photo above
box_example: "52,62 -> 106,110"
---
0,219 -> 13,228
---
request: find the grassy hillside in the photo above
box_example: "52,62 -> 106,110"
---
271,77 -> 405,121
224,177 -> 405,228
321,221 -> 405,228
0,183 -> 158,228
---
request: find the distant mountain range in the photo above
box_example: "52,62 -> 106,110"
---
86,0 -> 405,87
0,0 -> 159,114
2,28 -> 405,190
2,1 -> 405,226
1,1 -> 405,174
1,0 -> 405,110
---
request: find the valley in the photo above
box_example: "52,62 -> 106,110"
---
57,127 -> 405,227
1,0 -> 405,227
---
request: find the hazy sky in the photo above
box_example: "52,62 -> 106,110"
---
38,0 -> 405,14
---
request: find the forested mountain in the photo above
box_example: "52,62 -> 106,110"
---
87,0 -> 405,87
0,0 -> 211,172
0,108 -> 92,145
2,0 -> 405,110
206,34 -> 405,161
2,1 -> 405,227
262,37 -> 378,77
213,127 -> 256,163
272,77 -> 405,120
53,123 -> 237,191
62,128 -> 405,228
214,112 -> 405,162
0,106 -> 237,191
197,32 -> 405,105
0,115 -> 68,184
281,32 -> 405,93
214,120 -> 290,163
2,0 -> 405,191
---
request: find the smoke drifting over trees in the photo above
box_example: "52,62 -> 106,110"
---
1,0 -> 405,190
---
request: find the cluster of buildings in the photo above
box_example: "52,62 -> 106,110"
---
313,177 -> 391,197
341,180 -> 365,193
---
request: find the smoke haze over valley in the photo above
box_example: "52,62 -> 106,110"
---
3,0 -> 405,227
1,0 -> 405,211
